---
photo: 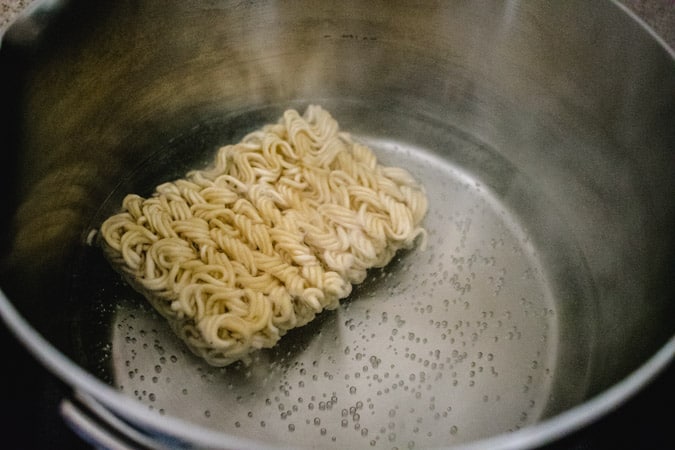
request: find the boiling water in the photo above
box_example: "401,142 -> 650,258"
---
70,103 -> 593,448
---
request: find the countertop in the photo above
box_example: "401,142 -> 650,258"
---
1,1 -> 674,449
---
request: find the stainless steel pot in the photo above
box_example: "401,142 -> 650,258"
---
1,1 -> 673,449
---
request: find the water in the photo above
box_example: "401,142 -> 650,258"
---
69,101 -> 595,448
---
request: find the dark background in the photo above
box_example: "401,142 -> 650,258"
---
1,0 -> 674,448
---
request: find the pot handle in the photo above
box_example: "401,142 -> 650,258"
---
59,391 -> 168,450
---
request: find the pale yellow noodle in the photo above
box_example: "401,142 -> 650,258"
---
100,105 -> 428,366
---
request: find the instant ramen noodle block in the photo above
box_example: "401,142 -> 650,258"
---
100,105 -> 428,366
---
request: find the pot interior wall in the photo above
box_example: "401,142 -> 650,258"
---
1,0 -> 674,448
